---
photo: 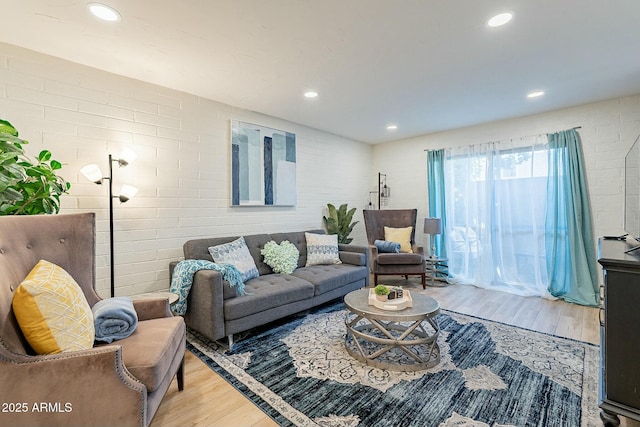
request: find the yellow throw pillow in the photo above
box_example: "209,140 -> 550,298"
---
384,226 -> 413,253
12,260 -> 95,355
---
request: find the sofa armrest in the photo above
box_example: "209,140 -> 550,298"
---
169,260 -> 180,280
339,251 -> 366,266
338,243 -> 367,253
133,298 -> 172,321
339,243 -> 370,262
0,346 -> 146,427
338,244 -> 369,265
339,244 -> 371,287
183,269 -> 226,342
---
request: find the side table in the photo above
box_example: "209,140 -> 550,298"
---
425,256 -> 449,287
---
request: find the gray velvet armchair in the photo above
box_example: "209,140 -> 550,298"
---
363,209 -> 426,288
0,213 -> 185,427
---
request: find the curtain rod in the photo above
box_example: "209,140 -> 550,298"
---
423,126 -> 582,152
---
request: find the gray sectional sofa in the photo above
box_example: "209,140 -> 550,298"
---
170,229 -> 369,348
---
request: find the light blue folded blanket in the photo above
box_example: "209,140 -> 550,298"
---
93,296 -> 138,343
374,239 -> 401,253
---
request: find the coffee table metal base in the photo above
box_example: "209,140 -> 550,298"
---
344,312 -> 440,371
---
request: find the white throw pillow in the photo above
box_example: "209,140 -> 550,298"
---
208,236 -> 259,282
305,233 -> 342,266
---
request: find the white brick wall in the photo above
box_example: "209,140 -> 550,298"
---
0,43 -> 373,298
374,95 -> 640,268
4,41 -> 638,296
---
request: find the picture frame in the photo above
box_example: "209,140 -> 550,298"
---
230,120 -> 296,206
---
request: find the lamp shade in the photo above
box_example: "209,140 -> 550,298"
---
118,184 -> 138,202
424,218 -> 442,235
118,148 -> 137,166
80,164 -> 103,183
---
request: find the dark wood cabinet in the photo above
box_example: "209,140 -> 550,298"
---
597,238 -> 640,426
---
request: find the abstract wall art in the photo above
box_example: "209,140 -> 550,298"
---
231,120 -> 296,206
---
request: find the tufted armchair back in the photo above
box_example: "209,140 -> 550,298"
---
363,209 -> 418,246
0,212 -> 99,355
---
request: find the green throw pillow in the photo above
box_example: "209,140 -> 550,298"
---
261,240 -> 300,274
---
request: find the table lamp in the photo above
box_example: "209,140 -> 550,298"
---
423,218 -> 442,258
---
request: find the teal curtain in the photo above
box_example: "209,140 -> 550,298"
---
545,129 -> 598,306
427,149 -> 447,258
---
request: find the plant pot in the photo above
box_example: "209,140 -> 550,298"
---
376,294 -> 388,302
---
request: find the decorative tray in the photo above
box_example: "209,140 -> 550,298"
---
368,288 -> 413,311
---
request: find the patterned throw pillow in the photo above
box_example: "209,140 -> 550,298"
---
208,236 -> 260,282
12,260 -> 95,355
384,226 -> 413,253
305,232 -> 342,266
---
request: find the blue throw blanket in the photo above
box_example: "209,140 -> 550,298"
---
170,260 -> 246,316
93,297 -> 138,343
374,239 -> 401,253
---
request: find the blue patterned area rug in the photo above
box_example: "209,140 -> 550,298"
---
187,302 -> 599,427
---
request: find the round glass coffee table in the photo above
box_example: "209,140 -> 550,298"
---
343,288 -> 440,371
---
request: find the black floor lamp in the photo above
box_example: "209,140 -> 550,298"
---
81,149 -> 137,298
367,172 -> 391,209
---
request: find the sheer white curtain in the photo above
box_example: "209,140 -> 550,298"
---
443,136 -> 554,298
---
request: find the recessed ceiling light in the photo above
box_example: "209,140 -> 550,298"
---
304,91 -> 318,98
487,12 -> 513,27
87,3 -> 121,22
386,124 -> 398,131
527,91 -> 545,98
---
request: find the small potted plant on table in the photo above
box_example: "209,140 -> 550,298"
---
374,285 -> 390,302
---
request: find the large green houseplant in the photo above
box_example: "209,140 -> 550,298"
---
0,119 -> 70,215
322,203 -> 359,244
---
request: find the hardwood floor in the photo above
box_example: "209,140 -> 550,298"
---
150,280 -> 633,427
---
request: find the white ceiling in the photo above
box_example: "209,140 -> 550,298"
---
2,1 -> 640,144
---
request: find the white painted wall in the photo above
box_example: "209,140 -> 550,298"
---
0,43 -> 373,298
373,95 -> 640,259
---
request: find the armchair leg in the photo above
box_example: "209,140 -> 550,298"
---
421,273 -> 426,289
373,273 -> 378,286
177,356 -> 185,391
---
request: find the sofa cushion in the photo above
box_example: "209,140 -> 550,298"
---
292,264 -> 369,296
209,236 -> 259,282
305,232 -> 341,266
100,316 -> 185,393
12,260 -> 95,355
224,275 -> 314,321
384,226 -> 413,253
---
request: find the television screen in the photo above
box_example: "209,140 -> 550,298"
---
625,135 -> 640,242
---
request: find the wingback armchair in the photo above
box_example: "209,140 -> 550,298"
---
363,209 -> 426,288
0,213 -> 185,427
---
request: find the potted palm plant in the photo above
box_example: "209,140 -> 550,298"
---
0,119 -> 70,215
322,203 -> 359,244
